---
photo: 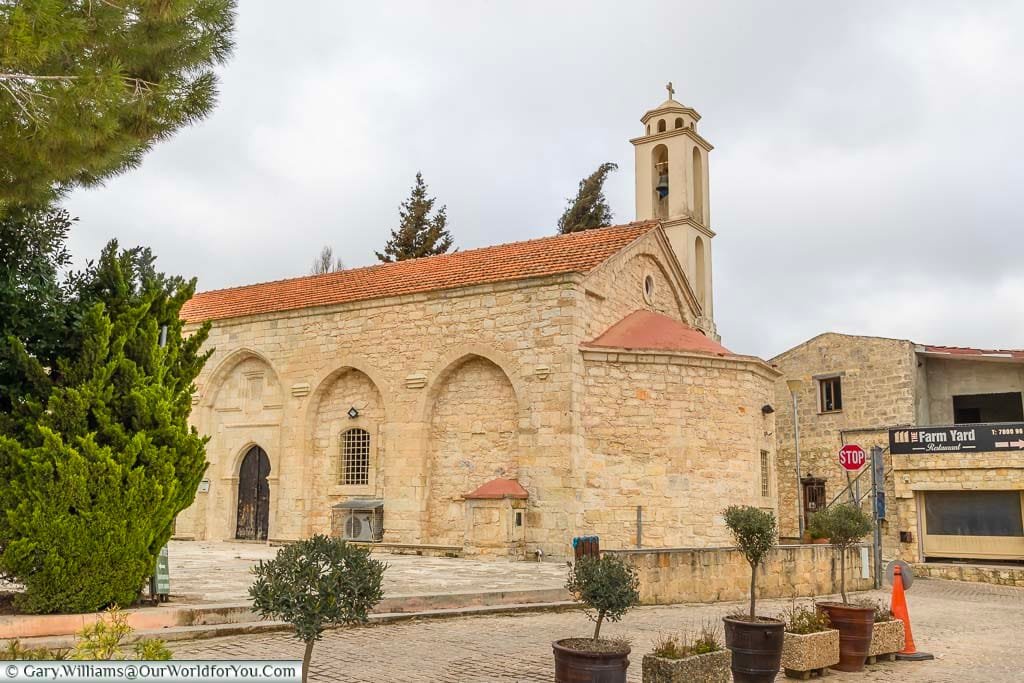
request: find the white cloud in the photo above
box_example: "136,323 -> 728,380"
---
62,0 -> 1024,357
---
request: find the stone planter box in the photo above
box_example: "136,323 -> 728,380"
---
642,649 -> 731,683
781,629 -> 839,679
867,619 -> 905,662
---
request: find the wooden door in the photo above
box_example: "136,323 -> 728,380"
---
236,446 -> 271,540
802,477 -> 826,529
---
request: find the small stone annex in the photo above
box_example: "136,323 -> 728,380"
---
173,90 -> 781,560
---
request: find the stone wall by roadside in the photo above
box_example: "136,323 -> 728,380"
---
608,544 -> 873,605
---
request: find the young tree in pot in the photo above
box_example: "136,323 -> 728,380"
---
554,554 -> 640,683
811,504 -> 874,672
250,535 -> 387,683
721,505 -> 785,683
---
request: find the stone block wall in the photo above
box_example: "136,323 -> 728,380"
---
609,544 -> 874,605
579,349 -> 778,549
770,334 -> 917,538
176,273 -> 583,557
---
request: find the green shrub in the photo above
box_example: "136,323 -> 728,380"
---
784,601 -> 832,634
856,598 -> 894,622
807,513 -> 830,540
250,535 -> 387,683
566,554 -> 640,641
723,505 -> 778,618
70,607 -> 172,661
809,504 -> 873,603
651,623 -> 722,659
0,244 -> 210,614
0,641 -> 68,661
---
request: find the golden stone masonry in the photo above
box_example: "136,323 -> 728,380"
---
173,93 -> 782,559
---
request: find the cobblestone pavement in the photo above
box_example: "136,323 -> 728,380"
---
171,578 -> 1024,682
168,541 -> 565,603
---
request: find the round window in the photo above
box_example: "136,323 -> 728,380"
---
643,275 -> 655,302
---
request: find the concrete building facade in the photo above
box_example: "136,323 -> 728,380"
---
771,333 -> 1024,563
174,91 -> 780,559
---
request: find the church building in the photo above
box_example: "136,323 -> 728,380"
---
175,90 -> 781,559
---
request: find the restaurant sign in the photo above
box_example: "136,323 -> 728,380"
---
890,423 -> 1024,454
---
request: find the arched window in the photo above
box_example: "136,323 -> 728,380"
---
674,117 -> 684,129
646,124 -> 651,135
694,236 -> 706,304
341,428 -> 370,485
692,147 -> 704,224
652,144 -> 669,218
657,119 -> 667,133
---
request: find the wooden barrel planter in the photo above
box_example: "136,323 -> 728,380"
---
723,616 -> 785,683
553,639 -> 630,683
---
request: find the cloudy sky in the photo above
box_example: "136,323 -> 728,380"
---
64,1 -> 1024,359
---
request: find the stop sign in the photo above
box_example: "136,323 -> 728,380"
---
839,444 -> 866,471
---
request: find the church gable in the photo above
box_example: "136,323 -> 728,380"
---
580,226 -> 703,340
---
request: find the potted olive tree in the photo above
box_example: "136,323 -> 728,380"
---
721,505 -> 785,683
780,601 -> 839,679
553,553 -> 640,683
810,504 -> 874,672
250,535 -> 387,683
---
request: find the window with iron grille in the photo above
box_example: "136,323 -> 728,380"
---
819,376 -> 842,413
760,450 -> 771,497
341,428 -> 370,485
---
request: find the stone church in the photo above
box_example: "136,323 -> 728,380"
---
175,91 -> 781,559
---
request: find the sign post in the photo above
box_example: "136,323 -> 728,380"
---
870,446 -> 885,589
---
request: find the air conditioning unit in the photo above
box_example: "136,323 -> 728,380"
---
332,499 -> 384,542
344,512 -> 375,541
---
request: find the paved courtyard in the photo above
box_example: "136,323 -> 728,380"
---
171,577 -> 1024,682
168,541 -> 565,603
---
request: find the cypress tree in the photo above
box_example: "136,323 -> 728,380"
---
557,162 -> 618,234
0,205 -> 75,416
0,241 -> 211,614
376,172 -> 454,263
0,0 -> 237,209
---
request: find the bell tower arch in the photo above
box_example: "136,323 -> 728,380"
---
631,83 -> 717,338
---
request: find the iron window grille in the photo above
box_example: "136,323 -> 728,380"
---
341,428 -> 370,485
760,450 -> 771,497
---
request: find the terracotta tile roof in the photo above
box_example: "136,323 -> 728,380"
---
583,309 -> 732,356
920,345 -> 1024,360
181,221 -> 657,323
464,478 -> 529,500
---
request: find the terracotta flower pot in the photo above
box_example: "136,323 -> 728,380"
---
723,616 -> 785,683
553,639 -> 630,683
642,650 -> 730,683
811,537 -> 831,545
816,602 -> 874,672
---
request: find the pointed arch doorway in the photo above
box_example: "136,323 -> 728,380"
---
236,445 -> 271,540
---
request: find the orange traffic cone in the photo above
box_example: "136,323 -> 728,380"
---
891,564 -> 933,661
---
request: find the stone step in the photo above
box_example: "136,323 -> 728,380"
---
0,587 -> 570,641
10,601 -> 579,650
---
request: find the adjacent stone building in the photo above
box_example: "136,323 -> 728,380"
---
771,333 -> 1024,563
173,91 -> 781,559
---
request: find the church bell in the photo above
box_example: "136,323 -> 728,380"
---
655,172 -> 669,199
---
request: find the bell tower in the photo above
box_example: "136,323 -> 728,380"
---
631,83 -> 716,337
